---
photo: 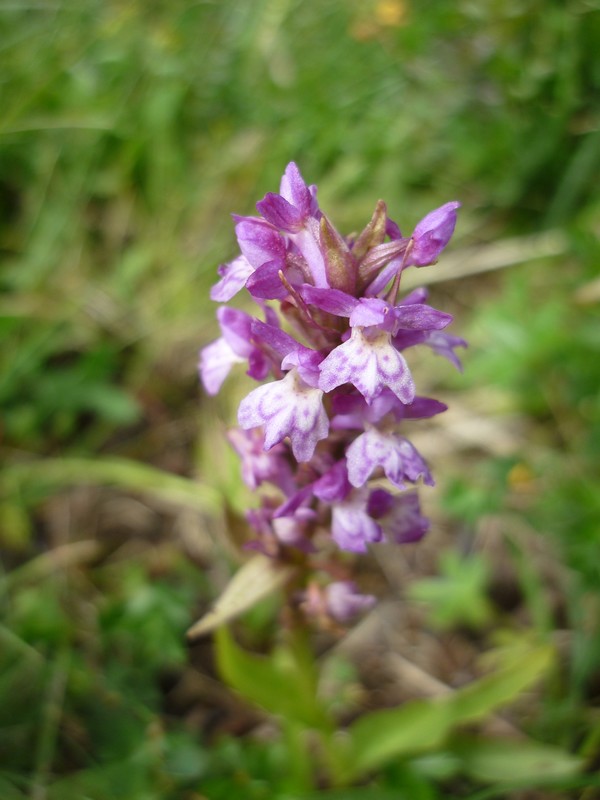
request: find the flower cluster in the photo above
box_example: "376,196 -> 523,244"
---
200,163 -> 465,623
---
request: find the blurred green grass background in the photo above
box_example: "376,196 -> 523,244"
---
1,0 -> 600,797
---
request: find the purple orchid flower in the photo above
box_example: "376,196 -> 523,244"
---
199,162 -> 464,620
325,581 -> 376,622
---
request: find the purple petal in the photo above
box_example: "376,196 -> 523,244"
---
228,428 -> 295,493
235,218 -> 286,269
392,329 -> 427,351
238,369 -> 328,462
217,306 -> 253,356
423,331 -> 468,371
301,285 -> 358,316
210,255 -> 254,302
199,337 -> 243,395
394,304 -> 453,332
257,193 -> 304,232
319,328 -> 415,405
346,429 -> 433,489
246,260 -> 291,300
325,581 -> 376,622
313,460 -> 352,503
401,396 -> 448,419
385,217 -> 403,240
381,491 -> 430,544
251,319 -> 299,358
401,287 -> 429,305
331,490 -> 384,553
289,221 -> 328,287
279,162 -> 313,219
409,201 -> 460,266
246,347 -> 270,382
350,298 -> 395,330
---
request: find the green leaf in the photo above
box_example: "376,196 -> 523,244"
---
215,626 -> 330,731
450,736 -> 582,784
342,642 -> 553,781
187,555 -> 295,639
409,551 -> 493,630
0,457 -> 221,515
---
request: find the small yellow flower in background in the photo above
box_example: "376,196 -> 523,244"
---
349,0 -> 408,40
375,0 -> 408,27
507,462 -> 537,494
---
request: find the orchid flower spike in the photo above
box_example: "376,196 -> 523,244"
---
199,163 -> 465,624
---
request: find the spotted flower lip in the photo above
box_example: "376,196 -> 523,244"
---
200,162 -> 464,609
318,327 -> 415,405
238,368 -> 329,462
346,427 -> 434,489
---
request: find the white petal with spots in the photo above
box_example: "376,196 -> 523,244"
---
238,369 -> 328,462
318,328 -> 415,404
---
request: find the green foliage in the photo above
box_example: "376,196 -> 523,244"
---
214,626 -> 564,790
0,560 -> 205,799
215,626 -> 329,730
448,736 -> 582,784
409,551 -> 494,630
1,0 -> 599,797
342,639 -> 554,781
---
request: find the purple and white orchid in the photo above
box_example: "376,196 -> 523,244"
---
200,162 -> 465,623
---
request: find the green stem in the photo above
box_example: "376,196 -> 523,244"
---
282,720 -> 315,793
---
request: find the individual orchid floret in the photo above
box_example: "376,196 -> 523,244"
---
318,327 -> 415,404
331,488 -> 384,553
408,201 -> 460,267
227,428 -> 296,494
256,162 -> 328,288
325,581 -> 376,622
300,580 -> 375,624
345,426 -> 434,489
199,307 -> 269,395
331,391 -> 447,430
257,162 -> 317,232
238,368 -> 329,462
272,510 -> 316,551
369,489 -> 430,544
